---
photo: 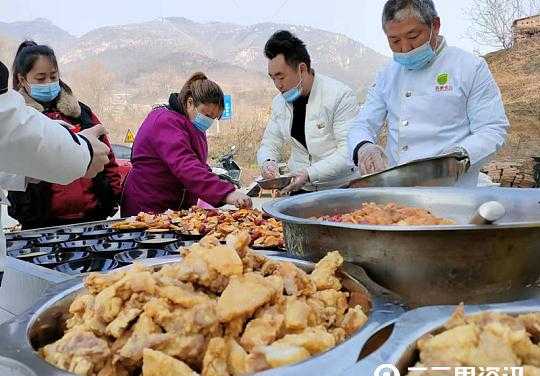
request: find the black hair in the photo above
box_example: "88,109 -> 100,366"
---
264,30 -> 311,71
168,72 -> 224,117
12,40 -> 72,94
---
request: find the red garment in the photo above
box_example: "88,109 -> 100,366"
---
44,110 -> 122,220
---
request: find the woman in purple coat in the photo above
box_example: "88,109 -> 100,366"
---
121,72 -> 252,216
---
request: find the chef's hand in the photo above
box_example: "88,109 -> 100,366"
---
281,169 -> 309,195
78,124 -> 111,179
356,143 -> 388,176
225,191 -> 253,209
261,160 -> 280,179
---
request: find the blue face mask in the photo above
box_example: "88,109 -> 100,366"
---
29,81 -> 61,102
282,74 -> 303,103
192,112 -> 215,132
393,28 -> 437,70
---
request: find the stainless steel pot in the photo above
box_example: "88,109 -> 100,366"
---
263,187 -> 540,306
0,254 -> 404,376
350,297 -> 540,375
347,152 -> 469,188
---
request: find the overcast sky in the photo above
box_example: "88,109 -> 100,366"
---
0,0 -> 496,56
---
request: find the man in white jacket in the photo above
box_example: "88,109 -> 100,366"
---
0,60 -> 110,280
348,0 -> 509,187
257,30 -> 359,194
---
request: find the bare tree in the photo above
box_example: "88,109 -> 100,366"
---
464,0 -> 540,49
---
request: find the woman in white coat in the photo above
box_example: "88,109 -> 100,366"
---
0,60 -> 110,282
348,0 -> 509,187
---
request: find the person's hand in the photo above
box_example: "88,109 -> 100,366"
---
281,169 -> 309,195
225,191 -> 253,209
261,160 -> 280,179
356,143 -> 388,176
78,124 -> 111,179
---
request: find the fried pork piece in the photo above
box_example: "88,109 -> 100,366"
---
254,343 -> 310,369
158,334 -> 206,365
116,313 -> 171,366
240,313 -> 285,352
340,305 -> 368,336
85,271 -> 126,295
202,337 -> 229,376
66,294 -> 107,336
273,326 -> 336,355
310,251 -> 343,291
261,260 -> 316,296
142,349 -> 198,376
106,308 -> 142,338
226,338 -> 249,376
41,328 -> 111,376
177,237 -> 243,293
97,359 -> 130,376
407,308 -> 540,376
284,296 -> 310,331
309,289 -> 349,328
217,273 -> 276,321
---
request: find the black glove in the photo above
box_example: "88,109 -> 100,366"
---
0,60 -> 8,95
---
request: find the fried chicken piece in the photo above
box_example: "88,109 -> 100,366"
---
340,305 -> 368,336
217,273 -> 276,322
202,337 -> 230,376
261,260 -> 316,297
467,323 -> 521,366
41,328 -> 111,376
225,231 -> 251,257
106,308 -> 142,338
240,313 -> 284,352
66,294 -> 108,336
284,296 -> 310,331
142,348 -> 198,376
254,343 -> 310,369
273,326 -> 336,355
310,251 -> 343,291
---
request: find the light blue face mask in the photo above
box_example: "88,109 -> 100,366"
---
192,112 -> 215,132
393,28 -> 437,70
282,74 -> 303,103
29,81 -> 61,102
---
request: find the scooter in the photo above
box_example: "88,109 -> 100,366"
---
211,146 -> 242,188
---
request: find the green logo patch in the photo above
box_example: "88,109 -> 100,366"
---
437,73 -> 449,85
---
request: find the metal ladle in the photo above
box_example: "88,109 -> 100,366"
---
469,201 -> 506,225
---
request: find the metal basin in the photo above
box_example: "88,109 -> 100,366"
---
351,297 -> 540,375
0,255 -> 404,376
263,187 -> 540,306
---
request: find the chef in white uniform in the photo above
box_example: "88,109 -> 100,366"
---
348,0 -> 509,186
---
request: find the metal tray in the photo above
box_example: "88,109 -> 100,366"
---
0,255 -> 405,376
351,297 -> 540,375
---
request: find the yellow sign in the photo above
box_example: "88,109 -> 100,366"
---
124,128 -> 135,143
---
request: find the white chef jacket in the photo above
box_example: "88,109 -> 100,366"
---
348,38 -> 509,186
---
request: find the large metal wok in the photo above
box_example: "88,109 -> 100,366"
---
0,254 -> 404,376
263,187 -> 540,307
